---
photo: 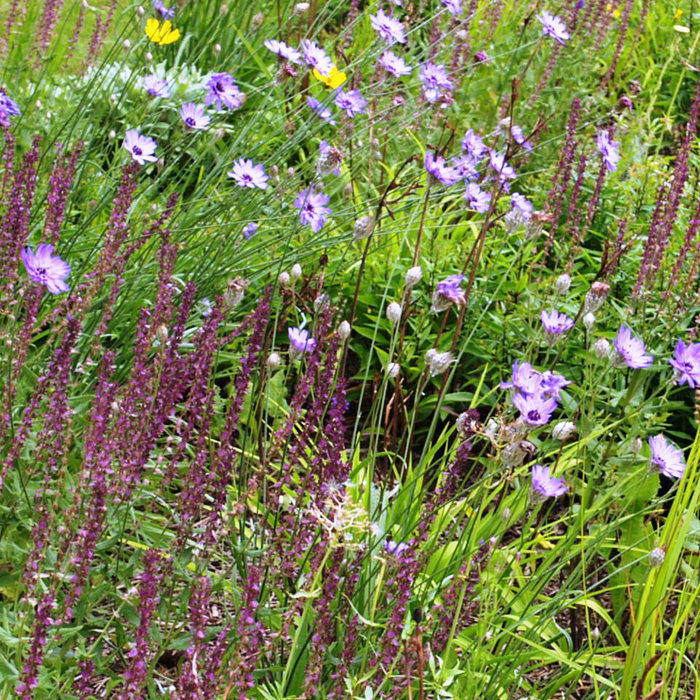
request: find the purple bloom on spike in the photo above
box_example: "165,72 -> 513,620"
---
451,154 -> 477,180
419,61 -> 454,103
513,392 -> 558,426
204,72 -> 243,111
461,129 -> 488,159
465,182 -> 491,213
228,158 -> 269,189
424,152 -> 461,186
123,129 -> 157,165
669,339 -> 700,388
537,10 -> 570,45
294,186 -> 331,232
385,540 -> 410,556
288,327 -> 317,354
511,192 -> 533,219
531,465 -> 568,499
597,131 -> 620,172
263,39 -> 302,63
335,88 -> 366,117
442,0 -> 462,15
143,75 -> 169,98
474,51 -> 490,64
180,102 -> 210,130
613,325 -> 653,369
378,50 -> 413,76
0,88 -> 21,126
301,40 -> 333,76
153,0 -> 175,19
243,222 -> 259,239
21,244 -> 70,294
541,309 -> 575,342
370,9 -> 406,45
307,96 -> 336,124
539,371 -> 571,399
511,125 -> 533,151
500,361 -> 542,396
649,434 -> 686,479
489,150 -> 516,182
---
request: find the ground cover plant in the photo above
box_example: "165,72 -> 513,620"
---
2,0 -> 700,697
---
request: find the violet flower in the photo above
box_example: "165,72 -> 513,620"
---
531,464 -> 568,499
669,339 -> 700,388
489,150 -> 517,183
21,244 -> 70,294
307,96 -> 336,124
419,61 -> 454,103
451,154 -> 478,180
501,360 -> 542,396
442,0 -> 462,15
597,131 -> 620,172
541,309 -> 575,343
335,88 -> 367,117
424,152 -> 461,186
288,327 -> 317,355
537,10 -> 570,45
228,158 -> 269,189
649,434 -> 686,479
153,0 -> 175,19
204,72 -> 243,111
461,129 -> 488,159
263,38 -> 302,63
378,50 -> 413,77
294,186 -> 331,231
539,370 -> 571,399
432,274 -> 465,311
465,182 -> 491,213
301,40 -> 333,76
244,222 -> 260,239
180,102 -> 210,130
612,325 -> 653,369
143,75 -> 169,98
0,88 -> 21,126
513,392 -> 558,426
370,9 -> 406,45
511,124 -> 533,151
123,129 -> 157,165
511,192 -> 533,219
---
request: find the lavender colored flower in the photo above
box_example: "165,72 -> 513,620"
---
419,61 -> 454,103
335,88 -> 366,117
489,150 -> 517,182
180,102 -> 210,130
511,192 -> 533,219
263,39 -> 302,63
531,464 -> 568,499
385,540 -> 410,556
537,10 -> 570,45
500,361 -> 542,396
20,244 -> 70,294
451,154 -> 478,180
307,96 -> 336,124
378,50 -> 413,77
204,72 -> 243,111
370,9 -> 406,45
294,186 -> 331,232
613,325 -> 653,369
228,158 -> 269,189
648,434 -> 686,479
511,125 -> 533,151
442,0 -> 462,15
513,392 -> 558,426
288,327 -> 317,354
669,339 -> 700,388
474,51 -> 490,64
153,0 -> 175,19
123,129 -> 157,165
461,129 -> 488,159
541,309 -> 575,342
143,75 -> 169,98
432,274 -> 465,312
0,88 -> 21,126
465,182 -> 491,213
597,131 -> 620,172
425,152 -> 461,186
244,222 -> 260,239
539,370 -> 571,399
301,40 -> 333,76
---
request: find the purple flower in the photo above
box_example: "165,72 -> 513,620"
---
613,325 -> 653,369
537,10 -> 570,45
370,9 -> 406,45
307,96 -> 336,124
511,125 -> 533,151
465,182 -> 491,213
461,129 -> 488,159
180,102 -> 210,130
123,129 -> 157,165
21,244 -> 70,294
385,540 -> 410,556
424,152 -> 461,186
489,150 -> 517,182
474,51 -> 490,64
432,274 -> 465,311
514,392 -> 558,426
228,158 -> 269,189
335,88 -> 366,117
263,39 -> 302,64
541,309 -> 575,342
451,154 -> 478,180
539,371 -> 571,399
294,186 -> 331,232
442,0 -> 462,14
204,72 -> 243,111
143,75 -> 169,98
669,339 -> 700,388
531,465 -> 568,499
301,40 -> 333,76
419,61 -> 454,103
597,131 -> 620,172
243,222 -> 260,239
288,327 -> 317,354
0,88 -> 21,126
378,50 -> 413,77
649,434 -> 686,479
152,0 -> 175,19
500,360 -> 541,396
511,192 -> 533,219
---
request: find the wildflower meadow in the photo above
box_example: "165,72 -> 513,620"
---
2,0 -> 700,697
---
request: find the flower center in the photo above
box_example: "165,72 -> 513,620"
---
132,145 -> 142,156
527,410 -> 541,422
186,117 -> 196,127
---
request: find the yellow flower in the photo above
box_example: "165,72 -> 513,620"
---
612,7 -> 621,18
313,65 -> 347,89
674,8 -> 684,20
145,18 -> 181,45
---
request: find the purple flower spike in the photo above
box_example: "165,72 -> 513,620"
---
669,339 -> 700,388
204,72 -> 243,111
370,9 -> 406,45
263,39 -> 302,63
597,131 -> 620,172
294,186 -> 331,232
649,434 -> 686,479
513,392 -> 558,426
537,10 -> 570,45
123,129 -> 158,165
385,540 -> 410,556
531,464 -> 568,499
228,158 -> 269,189
335,89 -> 367,118
424,152 -> 461,186
21,244 -> 70,294
180,102 -> 210,130
288,327 -> 317,355
541,309 -> 575,343
143,75 -> 170,98
378,50 -> 413,77
613,325 -> 653,369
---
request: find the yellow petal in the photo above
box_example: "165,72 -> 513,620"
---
145,17 -> 159,40
675,8 -> 684,19
159,27 -> 181,44
328,70 -> 347,88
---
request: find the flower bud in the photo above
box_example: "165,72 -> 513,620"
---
224,277 -> 249,309
35,99 -> 42,109
386,301 -> 402,325
552,421 -> 576,440
123,39 -> 132,50
214,43 -> 222,55
291,263 -> 302,280
110,93 -> 117,104
631,437 -> 643,454
155,324 -> 169,344
584,281 -> 611,314
353,215 -> 375,241
386,362 -> 400,378
145,51 -> 153,63
649,547 -> 665,567
594,337 -> 611,359
109,130 -> 116,140
277,271 -> 291,288
294,2 -> 310,13
555,273 -> 571,295
583,312 -> 595,330
426,349 -> 455,376
267,352 -> 282,371
338,320 -> 351,340
405,266 -> 423,286
251,12 -> 265,29
314,293 -> 329,312
137,5 -> 145,17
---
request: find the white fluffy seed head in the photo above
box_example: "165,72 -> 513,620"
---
386,301 -> 402,325
555,273 -> 571,295
405,266 -> 423,286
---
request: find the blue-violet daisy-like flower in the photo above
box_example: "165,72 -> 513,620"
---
511,124 -> 533,151
0,88 -> 21,126
669,339 -> 700,388
531,465 -> 568,500
489,150 -> 517,182
511,192 -> 534,219
123,129 -> 157,165
143,75 -> 170,98
649,434 -> 685,479
461,128 -> 488,159
307,96 -> 336,124
432,274 -> 465,312
243,222 -> 260,239
442,0 -> 462,14
288,327 -> 317,355
180,102 -> 210,130
153,0 -> 175,19
301,40 -> 333,76
335,88 -> 366,117
263,39 -> 302,63
378,50 -> 413,77
228,158 -> 269,189
465,182 -> 491,213
294,187 -> 331,232
513,392 -> 558,426
451,154 -> 478,180
424,152 -> 461,186
21,244 -> 70,294
541,309 -> 575,343
500,360 -> 541,396
613,325 -> 653,369
204,72 -> 243,111
537,10 -> 570,45
419,61 -> 454,103
597,131 -> 620,172
539,371 -> 571,399
370,9 -> 406,45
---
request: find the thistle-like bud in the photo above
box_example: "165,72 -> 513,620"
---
294,2 -> 310,14
137,5 -> 145,17
386,301 -> 402,325
291,263 -> 302,280
425,349 -> 455,376
649,547 -> 665,568
278,271 -> 291,288
353,215 -> 375,241
405,266 -> 423,286
155,324 -> 169,344
594,338 -> 611,359
552,421 -> 576,440
251,12 -> 265,29
267,352 -> 282,371
584,281 -> 611,314
224,277 -> 249,309
583,312 -> 595,330
631,437 -> 643,454
214,43 -> 222,55
123,39 -> 132,50
338,320 -> 351,340
555,273 -> 571,295
386,362 -> 400,378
